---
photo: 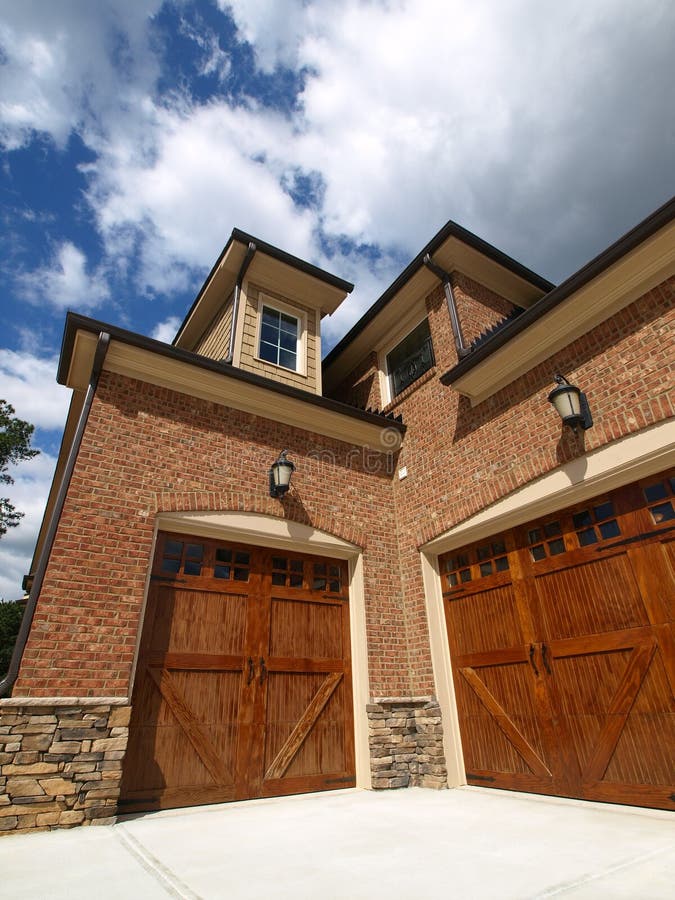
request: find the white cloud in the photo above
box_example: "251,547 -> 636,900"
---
0,450 -> 57,601
0,350 -> 70,430
17,241 -> 110,310
0,0 -> 163,150
88,102 -> 317,294
151,315 -> 182,343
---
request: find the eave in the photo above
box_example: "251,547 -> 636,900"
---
174,230 -> 354,351
60,314 -> 405,452
440,196 -> 675,405
322,220 -> 553,391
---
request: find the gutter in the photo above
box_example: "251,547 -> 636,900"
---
225,241 -> 256,364
423,254 -> 471,358
440,194 -> 675,385
0,332 -> 111,698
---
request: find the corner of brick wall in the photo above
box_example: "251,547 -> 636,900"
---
0,700 -> 130,835
368,697 -> 447,790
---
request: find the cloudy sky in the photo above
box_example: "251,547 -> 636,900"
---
0,0 -> 673,599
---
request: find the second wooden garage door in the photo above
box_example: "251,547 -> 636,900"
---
120,532 -> 354,812
441,470 -> 675,810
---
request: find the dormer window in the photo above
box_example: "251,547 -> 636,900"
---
256,297 -> 307,375
386,318 -> 434,399
259,305 -> 299,370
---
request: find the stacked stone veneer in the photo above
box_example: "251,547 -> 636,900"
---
0,699 -> 130,835
368,697 -> 447,789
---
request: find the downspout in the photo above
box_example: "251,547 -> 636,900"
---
224,241 -> 257,364
0,331 -> 111,698
423,254 -> 471,359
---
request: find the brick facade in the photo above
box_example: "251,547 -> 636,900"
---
4,211 -> 673,833
329,275 -> 675,696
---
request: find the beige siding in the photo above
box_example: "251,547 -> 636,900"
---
194,291 -> 234,360
238,283 -> 320,393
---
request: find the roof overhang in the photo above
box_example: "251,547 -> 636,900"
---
322,222 -> 552,391
441,197 -> 675,405
175,230 -> 354,351
60,315 -> 404,453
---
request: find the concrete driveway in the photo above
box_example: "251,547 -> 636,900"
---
1,787 -> 673,899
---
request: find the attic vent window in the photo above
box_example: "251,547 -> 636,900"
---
387,318 -> 434,398
259,305 -> 300,371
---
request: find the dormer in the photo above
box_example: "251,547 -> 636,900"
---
173,229 -> 354,395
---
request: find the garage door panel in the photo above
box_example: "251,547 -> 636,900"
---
441,468 -> 675,810
269,596 -> 344,659
122,532 -> 355,812
444,584 -> 523,656
533,555 -> 649,641
153,589 -> 248,656
458,663 -> 554,780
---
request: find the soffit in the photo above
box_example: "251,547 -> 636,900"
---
323,236 -> 548,391
63,327 -> 403,452
176,238 -> 351,351
446,220 -> 675,405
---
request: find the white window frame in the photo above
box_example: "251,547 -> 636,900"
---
255,294 -> 308,376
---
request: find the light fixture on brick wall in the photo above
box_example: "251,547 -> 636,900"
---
548,374 -> 593,432
269,449 -> 295,497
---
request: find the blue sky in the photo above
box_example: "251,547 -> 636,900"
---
0,0 -> 674,599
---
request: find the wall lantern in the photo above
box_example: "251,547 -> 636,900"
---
548,374 -> 593,432
269,449 -> 295,498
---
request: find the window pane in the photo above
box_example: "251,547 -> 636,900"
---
259,341 -> 278,364
530,545 -> 546,561
386,319 -> 434,397
651,502 -> 675,523
272,572 -> 286,586
644,482 -> 667,502
184,561 -> 201,575
279,329 -> 296,352
548,539 -> 565,556
235,552 -> 250,565
578,528 -> 598,546
280,313 -> 297,333
216,548 -> 232,563
161,558 -> 180,573
272,557 -> 287,569
262,307 -> 279,327
186,543 -> 203,559
599,519 -> 621,539
495,556 -> 509,572
543,521 -> 561,538
279,348 -> 297,370
291,560 -> 304,572
573,510 -> 592,529
261,323 -> 278,345
214,565 -> 230,579
528,528 -> 542,544
165,540 -> 183,556
479,562 -> 493,577
593,501 -> 614,522
290,575 -> 303,587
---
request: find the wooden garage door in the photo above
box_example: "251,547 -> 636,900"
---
120,532 -> 354,812
441,470 -> 675,810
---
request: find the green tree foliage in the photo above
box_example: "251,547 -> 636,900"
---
0,400 -> 39,538
0,600 -> 24,679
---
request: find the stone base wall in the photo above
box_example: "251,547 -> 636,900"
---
0,699 -> 130,836
368,696 -> 448,789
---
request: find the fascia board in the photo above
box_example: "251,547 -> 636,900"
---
449,222 -> 675,405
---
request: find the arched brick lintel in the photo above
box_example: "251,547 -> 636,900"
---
151,490 -> 369,552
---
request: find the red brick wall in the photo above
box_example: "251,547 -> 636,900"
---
15,374 -> 411,698
330,274 -> 675,694
330,351 -> 382,411
16,274 -> 675,703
